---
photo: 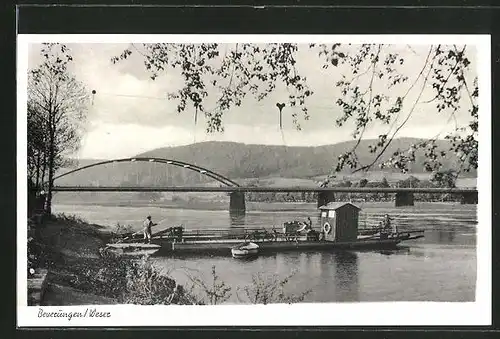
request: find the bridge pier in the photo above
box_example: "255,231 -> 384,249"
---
229,192 -> 246,215
317,191 -> 335,208
395,192 -> 414,207
461,191 -> 478,204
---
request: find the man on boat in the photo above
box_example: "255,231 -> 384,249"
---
143,215 -> 156,244
307,217 -> 313,229
381,214 -> 393,233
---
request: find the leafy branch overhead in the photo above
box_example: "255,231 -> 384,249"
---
111,43 -> 478,175
111,43 -> 314,133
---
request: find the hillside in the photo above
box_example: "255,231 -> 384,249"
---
55,138 -> 476,187
138,138 -> 476,177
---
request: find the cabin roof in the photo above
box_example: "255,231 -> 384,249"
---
318,202 -> 361,210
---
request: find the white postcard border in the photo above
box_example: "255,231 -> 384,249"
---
17,34 -> 492,327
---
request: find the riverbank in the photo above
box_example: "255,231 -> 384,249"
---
51,198 -> 471,213
30,214 -> 117,305
30,214 -> 195,305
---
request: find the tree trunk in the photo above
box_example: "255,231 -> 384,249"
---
45,120 -> 56,215
41,148 -> 47,187
35,151 -> 41,188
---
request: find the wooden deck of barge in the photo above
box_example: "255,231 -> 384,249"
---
113,226 -> 424,257
151,236 -> 415,256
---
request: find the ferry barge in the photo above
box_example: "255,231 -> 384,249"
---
107,202 -> 424,257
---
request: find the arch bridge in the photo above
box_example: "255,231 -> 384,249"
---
51,157 -> 478,211
52,157 -> 246,213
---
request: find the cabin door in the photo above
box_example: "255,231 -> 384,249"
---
331,222 -> 336,241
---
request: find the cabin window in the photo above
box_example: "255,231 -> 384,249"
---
328,210 -> 335,218
321,211 -> 327,218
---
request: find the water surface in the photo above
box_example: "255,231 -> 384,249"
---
54,202 -> 477,303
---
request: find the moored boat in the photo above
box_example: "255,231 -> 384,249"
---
108,203 -> 425,257
231,242 -> 259,259
105,242 -> 161,256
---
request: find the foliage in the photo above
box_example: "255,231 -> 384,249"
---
28,43 -> 90,213
431,169 -> 458,188
238,270 -> 311,305
245,174 -> 463,203
321,44 -> 478,174
185,265 -> 232,305
122,256 -> 197,305
380,177 -> 390,188
337,180 -> 353,187
359,178 -> 369,188
397,175 -> 421,188
112,43 -> 313,133
27,226 -> 39,277
113,222 -> 134,235
179,266 -> 312,305
54,212 -> 87,225
57,251 -> 197,305
27,216 -> 61,276
246,191 -> 317,203
27,102 -> 49,188
109,222 -> 135,242
113,43 -> 478,175
64,251 -> 132,299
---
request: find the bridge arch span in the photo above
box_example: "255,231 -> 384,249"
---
52,157 -> 241,187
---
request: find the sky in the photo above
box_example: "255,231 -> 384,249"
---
27,42 -> 478,159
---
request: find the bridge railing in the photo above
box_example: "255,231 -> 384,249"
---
52,186 -> 478,194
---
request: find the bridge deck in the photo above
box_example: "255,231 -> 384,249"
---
52,186 -> 477,194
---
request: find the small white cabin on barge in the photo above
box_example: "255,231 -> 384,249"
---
319,202 -> 361,242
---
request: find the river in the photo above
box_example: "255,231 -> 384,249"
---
53,201 -> 477,303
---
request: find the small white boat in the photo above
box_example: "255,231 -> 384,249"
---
106,243 -> 161,256
231,242 -> 259,259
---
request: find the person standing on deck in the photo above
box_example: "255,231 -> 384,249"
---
390,215 -> 398,235
143,215 -> 157,244
306,217 -> 313,230
382,214 -> 392,232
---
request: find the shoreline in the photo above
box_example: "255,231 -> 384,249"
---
30,214 -> 199,305
30,215 -> 117,305
52,200 -> 474,214
52,199 -> 318,212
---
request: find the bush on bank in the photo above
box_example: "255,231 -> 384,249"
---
27,213 -> 197,305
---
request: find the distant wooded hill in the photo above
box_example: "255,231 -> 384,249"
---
55,138 -> 477,187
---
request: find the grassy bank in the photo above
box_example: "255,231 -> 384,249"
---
30,214 -> 198,305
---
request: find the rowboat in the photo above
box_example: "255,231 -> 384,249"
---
105,243 -> 161,256
231,242 -> 259,259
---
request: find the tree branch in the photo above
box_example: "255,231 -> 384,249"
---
350,44 -> 381,166
353,47 -> 436,173
421,45 -> 467,104
385,45 -> 435,137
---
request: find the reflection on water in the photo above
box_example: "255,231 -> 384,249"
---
331,251 -> 359,302
157,241 -> 476,303
378,247 -> 411,256
229,211 -> 246,227
53,202 -> 478,302
437,230 -> 455,243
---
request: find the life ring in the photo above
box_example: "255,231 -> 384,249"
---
323,222 -> 332,234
